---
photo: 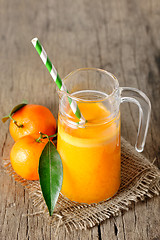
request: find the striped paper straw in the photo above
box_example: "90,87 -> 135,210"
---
31,38 -> 85,123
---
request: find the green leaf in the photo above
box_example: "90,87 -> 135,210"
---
10,101 -> 28,116
1,101 -> 28,123
39,141 -> 63,216
1,115 -> 10,123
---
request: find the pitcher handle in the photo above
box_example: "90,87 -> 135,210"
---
120,87 -> 151,152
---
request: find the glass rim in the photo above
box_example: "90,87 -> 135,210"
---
57,68 -> 119,103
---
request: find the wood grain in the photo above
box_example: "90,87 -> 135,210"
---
0,0 -> 159,239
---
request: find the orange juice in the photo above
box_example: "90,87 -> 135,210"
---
57,102 -> 121,204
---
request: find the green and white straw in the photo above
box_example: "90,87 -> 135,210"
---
31,38 -> 85,123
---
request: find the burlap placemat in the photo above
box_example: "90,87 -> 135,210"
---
2,138 -> 160,232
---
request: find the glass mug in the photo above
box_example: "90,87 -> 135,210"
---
57,68 -> 151,204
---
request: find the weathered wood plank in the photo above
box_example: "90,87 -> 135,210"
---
99,0 -> 160,239
0,0 -> 159,239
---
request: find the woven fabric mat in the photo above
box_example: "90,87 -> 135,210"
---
3,137 -> 160,232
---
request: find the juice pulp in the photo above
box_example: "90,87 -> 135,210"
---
57,102 -> 121,204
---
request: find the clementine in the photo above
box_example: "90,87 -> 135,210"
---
10,134 -> 50,180
9,104 -> 56,141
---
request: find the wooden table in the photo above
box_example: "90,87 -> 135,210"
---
0,0 -> 159,239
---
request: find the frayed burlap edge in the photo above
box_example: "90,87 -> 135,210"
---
2,138 -> 160,232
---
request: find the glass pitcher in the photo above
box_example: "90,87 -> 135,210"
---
57,68 -> 151,204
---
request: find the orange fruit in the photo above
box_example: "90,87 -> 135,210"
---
9,104 -> 56,141
10,134 -> 50,180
